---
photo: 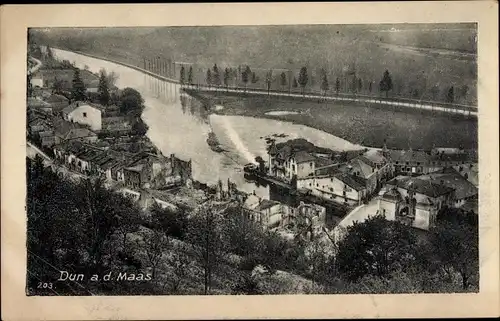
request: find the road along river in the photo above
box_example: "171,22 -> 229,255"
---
52,49 -> 364,198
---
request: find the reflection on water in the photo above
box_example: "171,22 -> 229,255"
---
51,49 -> 362,200
52,49 -> 270,198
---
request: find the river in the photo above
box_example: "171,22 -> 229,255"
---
52,49 -> 363,198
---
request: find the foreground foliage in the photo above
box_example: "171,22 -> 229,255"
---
26,157 -> 478,295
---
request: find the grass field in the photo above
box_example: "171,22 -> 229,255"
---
188,90 -> 478,150
30,24 -> 477,105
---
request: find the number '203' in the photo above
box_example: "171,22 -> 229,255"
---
37,282 -> 53,289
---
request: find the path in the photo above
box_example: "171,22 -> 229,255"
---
28,56 -> 42,74
55,48 -> 477,117
332,197 -> 380,242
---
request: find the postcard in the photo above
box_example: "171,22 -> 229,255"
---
1,2 -> 498,320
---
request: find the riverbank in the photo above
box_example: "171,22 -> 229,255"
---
185,89 -> 478,150
48,46 -> 477,151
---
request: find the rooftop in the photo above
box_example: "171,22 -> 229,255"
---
386,176 -> 455,198
388,149 -> 432,163
45,94 -> 69,103
418,170 -> 478,200
293,150 -> 317,164
62,101 -> 105,115
27,97 -> 52,108
334,172 -> 367,191
362,149 -> 389,164
255,199 -> 281,211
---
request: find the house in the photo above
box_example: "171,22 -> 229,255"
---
297,172 -> 368,206
336,154 -> 394,196
418,167 -> 478,209
30,73 -> 44,88
267,139 -> 335,182
53,118 -> 98,144
28,117 -> 52,136
388,148 -> 435,175
282,202 -> 327,241
32,87 -> 53,100
385,147 -> 477,176
378,176 -> 455,230
28,97 -> 53,114
122,152 -> 192,190
39,130 -> 56,148
45,94 -> 70,113
62,101 -> 103,131
243,194 -> 290,229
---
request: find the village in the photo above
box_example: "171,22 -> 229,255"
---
27,45 -> 479,248
244,131 -> 478,239
22,31 -> 484,297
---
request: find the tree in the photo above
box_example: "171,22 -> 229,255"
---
179,65 -> 186,86
254,156 -> 266,173
107,71 -> 118,88
430,207 -> 478,290
430,85 -> 440,101
119,87 -> 144,115
212,64 -> 221,87
131,118 -> 149,136
351,75 -> 358,94
222,206 -> 265,258
231,272 -> 262,295
27,74 -> 33,97
206,69 -> 212,88
142,228 -> 169,280
379,70 -> 393,98
265,70 -> 273,95
186,204 -> 227,294
292,77 -> 298,90
46,46 -> 54,61
188,66 -> 193,85
459,84 -> 469,101
97,70 -> 110,106
223,68 -> 230,90
164,246 -> 192,293
446,86 -> 455,103
320,69 -> 329,95
335,215 -> 418,282
52,77 -> 64,94
280,72 -> 288,92
335,78 -> 341,95
251,72 -> 258,84
298,67 -> 309,95
76,178 -> 123,270
151,203 -> 188,239
242,65 -> 251,92
71,69 -> 87,101
115,198 -> 141,249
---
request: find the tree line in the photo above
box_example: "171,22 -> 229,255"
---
178,61 -> 467,104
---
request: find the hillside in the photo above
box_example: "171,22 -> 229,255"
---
29,24 -> 478,105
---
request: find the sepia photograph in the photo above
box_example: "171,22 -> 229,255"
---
26,23 -> 480,296
1,2 -> 498,320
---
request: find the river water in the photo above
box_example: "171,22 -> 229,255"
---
52,49 -> 363,198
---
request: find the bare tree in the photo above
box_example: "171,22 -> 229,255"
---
142,229 -> 169,280
186,202 -> 227,295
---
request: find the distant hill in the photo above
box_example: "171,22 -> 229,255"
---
29,24 -> 477,105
